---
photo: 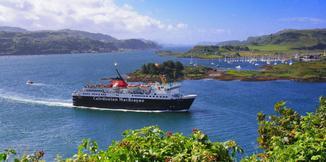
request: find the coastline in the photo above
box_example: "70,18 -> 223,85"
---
128,69 -> 326,82
0,48 -> 159,57
128,60 -> 326,82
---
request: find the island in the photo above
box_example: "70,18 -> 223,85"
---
127,60 -> 326,82
0,26 -> 160,56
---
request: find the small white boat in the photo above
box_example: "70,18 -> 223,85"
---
210,59 -> 215,65
254,63 -> 259,66
26,80 -> 34,85
235,65 -> 241,69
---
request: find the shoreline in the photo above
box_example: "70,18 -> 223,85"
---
0,48 -> 159,57
128,69 -> 326,83
128,59 -> 326,83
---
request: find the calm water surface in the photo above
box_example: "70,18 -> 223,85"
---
0,50 -> 325,160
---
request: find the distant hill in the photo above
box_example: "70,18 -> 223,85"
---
0,26 -> 160,55
58,29 -> 118,42
216,40 -> 243,46
180,28 -> 326,58
217,28 -> 326,50
0,26 -> 28,33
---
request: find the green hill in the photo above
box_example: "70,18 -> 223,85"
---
180,29 -> 326,58
0,27 -> 160,56
179,45 -> 249,58
217,28 -> 326,50
246,29 -> 326,50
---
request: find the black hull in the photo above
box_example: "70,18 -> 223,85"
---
72,96 -> 195,111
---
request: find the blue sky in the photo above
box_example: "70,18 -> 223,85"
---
116,0 -> 326,43
0,0 -> 325,44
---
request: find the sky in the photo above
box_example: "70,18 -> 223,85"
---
0,0 -> 325,45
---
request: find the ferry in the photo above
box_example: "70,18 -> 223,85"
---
72,65 -> 196,111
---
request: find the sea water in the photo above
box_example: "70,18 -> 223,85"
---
0,50 -> 325,160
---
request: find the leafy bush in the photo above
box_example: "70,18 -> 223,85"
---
242,97 -> 326,161
141,60 -> 184,80
0,149 -> 44,162
61,126 -> 243,162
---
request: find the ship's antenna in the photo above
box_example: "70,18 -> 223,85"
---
114,62 -> 124,80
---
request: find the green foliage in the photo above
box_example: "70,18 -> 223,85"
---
183,66 -> 211,79
61,126 -> 242,162
0,149 -> 16,161
141,60 -> 184,80
0,149 -> 44,162
181,45 -> 248,59
130,61 -> 212,82
243,96 -> 326,161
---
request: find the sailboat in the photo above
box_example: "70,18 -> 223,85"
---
210,59 -> 215,65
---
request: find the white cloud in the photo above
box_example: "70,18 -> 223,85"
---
176,23 -> 188,29
279,17 -> 324,24
0,0 -> 230,44
0,0 -> 186,36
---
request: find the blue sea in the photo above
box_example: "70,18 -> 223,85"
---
0,49 -> 325,160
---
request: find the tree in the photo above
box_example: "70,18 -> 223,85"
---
141,64 -> 148,74
243,97 -> 326,161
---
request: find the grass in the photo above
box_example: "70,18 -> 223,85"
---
226,70 -> 260,77
177,44 -> 298,58
225,60 -> 326,81
179,53 -> 225,59
247,44 -> 292,51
